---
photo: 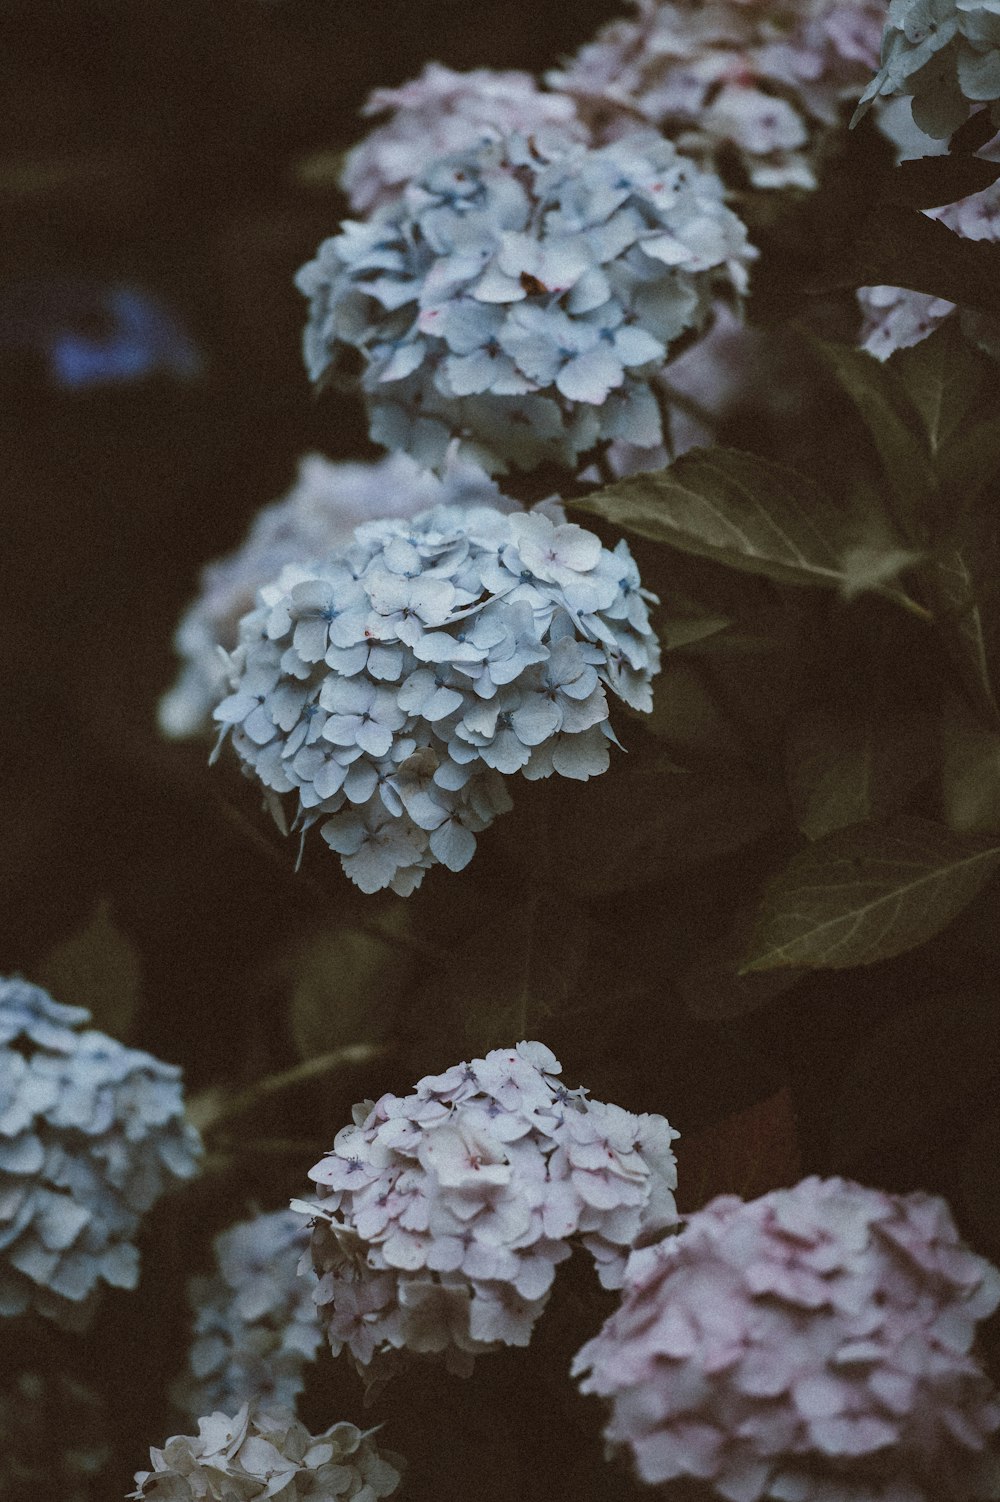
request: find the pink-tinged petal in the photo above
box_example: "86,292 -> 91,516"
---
556,345 -> 626,404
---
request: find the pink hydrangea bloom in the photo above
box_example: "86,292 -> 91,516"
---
549,0 -> 884,190
340,63 -> 586,214
293,1041 -> 678,1386
573,1176 -> 1000,1501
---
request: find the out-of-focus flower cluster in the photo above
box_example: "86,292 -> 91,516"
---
0,1370 -> 109,1502
341,62 -> 586,214
213,502 -> 659,895
0,977 -> 202,1330
858,177 -> 1000,358
159,450 -> 511,740
292,1041 -> 679,1386
549,0 -> 884,191
573,1176 -> 1000,1502
172,1209 -> 322,1422
130,1406 -> 403,1501
855,0 -> 1000,138
297,130 -> 754,474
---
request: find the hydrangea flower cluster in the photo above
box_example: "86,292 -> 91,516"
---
172,1209 -> 322,1421
549,0 -> 884,191
572,1176 -> 1000,1502
340,62 -> 586,214
858,178 -> 1000,358
212,502 -> 659,895
130,1406 -> 403,1501
0,1370 -> 109,1502
854,0 -> 1000,138
0,976 -> 202,1330
292,1041 -> 679,1386
159,449 -> 512,740
297,130 -> 755,474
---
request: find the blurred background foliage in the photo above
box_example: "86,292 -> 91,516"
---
3,1 -> 1000,1499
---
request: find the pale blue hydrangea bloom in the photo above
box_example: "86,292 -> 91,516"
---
297,131 -> 755,474
292,1041 -> 679,1387
853,0 -> 1000,136
212,503 -> 660,895
172,1209 -> 321,1420
340,62 -> 586,214
158,449 -> 512,741
0,977 -> 202,1330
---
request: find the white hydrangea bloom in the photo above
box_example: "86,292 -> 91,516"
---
854,0 -> 1000,138
298,130 -> 754,474
159,450 -> 511,740
172,1209 -> 322,1421
0,977 -> 202,1331
130,1406 -> 403,1501
212,503 -> 660,895
341,62 -> 587,213
292,1041 -> 679,1386
550,0 -> 885,190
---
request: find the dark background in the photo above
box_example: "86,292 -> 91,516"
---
0,4 -> 663,1498
0,0 -> 622,1019
4,5 -> 1000,1500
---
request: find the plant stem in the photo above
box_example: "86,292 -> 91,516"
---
594,445 -> 616,486
192,1042 -> 387,1136
658,376 -> 719,437
651,379 -> 676,461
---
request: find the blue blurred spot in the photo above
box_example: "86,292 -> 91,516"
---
0,280 -> 202,389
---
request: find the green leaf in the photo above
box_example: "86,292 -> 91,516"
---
811,203 -> 1000,314
640,658 -> 747,761
573,447 -> 922,609
889,152 -> 1000,209
784,707 -> 937,841
949,107 -> 999,154
289,914 -> 413,1061
941,719 -> 1000,833
838,543 -> 925,602
808,325 -> 998,532
36,900 -> 142,1040
805,335 -> 930,524
551,758 -> 788,894
917,547 -> 1000,725
935,414 -> 1000,507
407,899 -> 589,1057
657,609 -> 732,651
741,817 -> 1000,972
891,320 -> 991,459
677,906 -> 804,1021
